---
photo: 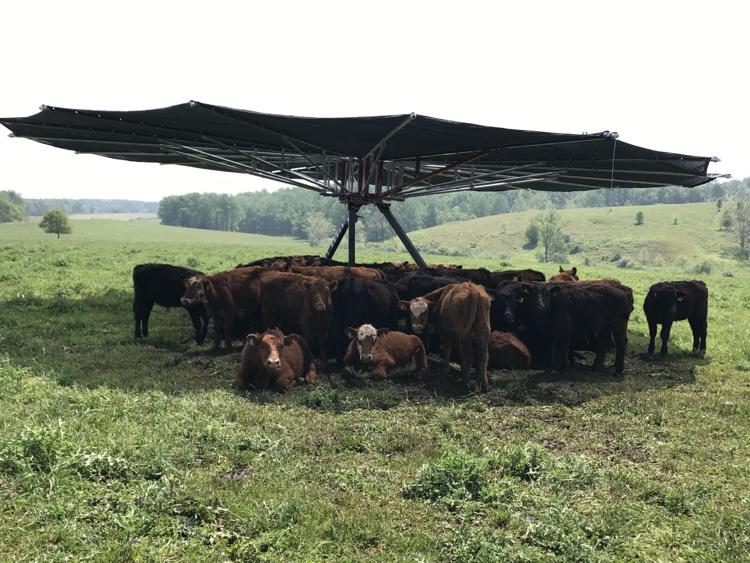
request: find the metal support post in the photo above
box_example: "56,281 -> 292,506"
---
347,203 -> 360,266
376,203 -> 427,269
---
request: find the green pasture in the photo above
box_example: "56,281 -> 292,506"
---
0,208 -> 749,561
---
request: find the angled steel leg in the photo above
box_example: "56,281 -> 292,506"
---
326,218 -> 348,260
376,203 -> 427,269
348,204 -> 360,266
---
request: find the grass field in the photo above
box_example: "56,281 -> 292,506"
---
1,208 -> 749,561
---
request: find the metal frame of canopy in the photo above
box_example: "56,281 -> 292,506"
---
1,102 -> 727,268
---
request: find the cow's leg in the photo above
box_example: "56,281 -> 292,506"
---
140,301 -> 154,338
440,337 -> 453,378
459,340 -> 473,387
414,344 -> 429,377
701,320 -> 707,354
133,298 -> 143,338
647,320 -> 658,355
197,307 -> 209,345
372,363 -> 389,380
474,338 -> 489,393
612,321 -> 627,375
659,320 -> 672,357
688,316 -> 703,354
592,329 -> 611,370
317,331 -> 328,364
556,333 -> 572,372
187,307 -> 206,345
222,314 -> 234,349
211,315 -> 224,351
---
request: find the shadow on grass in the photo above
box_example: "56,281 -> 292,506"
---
0,293 -> 702,407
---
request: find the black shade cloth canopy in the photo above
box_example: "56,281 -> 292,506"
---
0,101 -> 723,202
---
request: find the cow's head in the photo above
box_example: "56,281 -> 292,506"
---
399,297 -> 431,334
345,324 -> 388,361
649,287 -> 685,314
181,275 -> 211,306
305,278 -> 338,312
489,286 -> 521,330
245,330 -> 298,372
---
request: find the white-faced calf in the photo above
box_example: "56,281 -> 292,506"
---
343,324 -> 427,380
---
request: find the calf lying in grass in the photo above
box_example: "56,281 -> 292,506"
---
236,330 -> 317,392
343,324 -> 428,380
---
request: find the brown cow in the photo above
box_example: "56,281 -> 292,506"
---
259,271 -> 337,361
549,266 -> 579,282
181,267 -> 264,350
236,330 -> 317,392
488,331 -> 531,370
400,282 -> 491,392
343,324 -> 428,380
290,265 -> 385,281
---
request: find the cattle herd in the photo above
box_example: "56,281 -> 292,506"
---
132,255 -> 709,393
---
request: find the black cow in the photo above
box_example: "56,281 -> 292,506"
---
394,273 -> 465,301
423,267 -> 492,286
235,255 -> 343,269
643,281 -> 708,356
328,277 -> 401,366
514,281 -> 634,373
132,263 -> 209,343
490,269 -> 546,287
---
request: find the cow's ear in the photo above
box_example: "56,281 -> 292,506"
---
559,266 -> 564,273
398,300 -> 411,311
246,333 -> 260,346
571,267 -> 577,276
204,279 -> 215,297
283,334 -> 298,346
345,327 -> 357,340
376,328 -> 390,337
328,280 -> 338,292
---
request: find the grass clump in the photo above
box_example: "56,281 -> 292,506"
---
492,442 -> 546,481
402,448 -> 488,502
0,422 -> 73,474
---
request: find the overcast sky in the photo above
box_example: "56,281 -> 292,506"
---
1,1 -> 746,201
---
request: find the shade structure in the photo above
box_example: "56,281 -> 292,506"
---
0,101 -> 726,266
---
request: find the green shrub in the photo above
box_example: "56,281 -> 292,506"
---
688,261 -> 712,275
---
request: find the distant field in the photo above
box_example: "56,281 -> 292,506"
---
0,210 -> 749,561
67,212 -> 159,221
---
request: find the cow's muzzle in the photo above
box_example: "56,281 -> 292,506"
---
181,297 -> 192,306
265,359 -> 281,371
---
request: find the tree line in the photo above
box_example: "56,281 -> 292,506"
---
24,198 -> 159,216
0,191 -> 26,223
157,177 -> 750,241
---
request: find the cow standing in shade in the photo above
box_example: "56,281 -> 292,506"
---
181,267 -> 264,350
343,324 -> 428,380
132,263 -> 209,344
643,280 -> 708,356
259,272 -> 337,362
400,282 -> 492,392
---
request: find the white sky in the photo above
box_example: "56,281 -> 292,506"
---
0,0 -> 747,201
